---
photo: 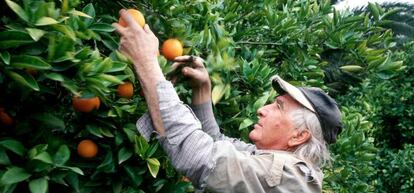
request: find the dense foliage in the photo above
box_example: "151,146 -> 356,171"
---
0,0 -> 411,192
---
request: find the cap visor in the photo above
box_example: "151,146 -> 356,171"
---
271,75 -> 315,113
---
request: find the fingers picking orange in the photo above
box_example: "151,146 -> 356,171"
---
117,81 -> 134,99
162,39 -> 183,61
119,9 -> 145,27
72,96 -> 100,113
77,139 -> 98,158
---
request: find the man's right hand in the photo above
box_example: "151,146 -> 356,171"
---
170,55 -> 211,105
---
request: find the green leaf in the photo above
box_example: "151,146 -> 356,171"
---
118,147 -> 133,165
147,158 -> 160,178
44,72 -> 65,82
0,31 -> 33,49
90,23 -> 115,32
0,139 -> 26,156
146,143 -> 158,158
60,166 -> 84,175
368,3 -> 380,21
82,3 -> 95,27
29,177 -> 48,193
35,17 -> 59,26
97,74 -> 124,84
212,83 -> 226,105
102,35 -> 119,51
239,118 -> 254,130
7,70 -> 39,91
25,28 -> 46,41
134,136 -> 149,158
123,166 -> 143,187
51,24 -> 76,41
123,124 -> 137,142
0,148 -> 11,165
69,10 -> 93,18
106,61 -> 127,73
65,173 -> 80,192
61,79 -> 80,95
53,145 -> 70,166
340,65 -> 364,73
97,152 -> 115,173
378,61 -> 403,71
5,0 -> 29,22
0,167 -> 31,185
100,127 -> 114,138
0,51 -> 11,65
33,113 -> 65,129
33,152 -> 53,164
86,125 -> 104,138
253,94 -> 270,111
11,55 -> 52,70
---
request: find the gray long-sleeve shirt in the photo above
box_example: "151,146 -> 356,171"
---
136,81 -> 323,192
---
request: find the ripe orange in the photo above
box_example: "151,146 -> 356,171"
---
161,39 -> 183,61
117,82 -> 134,99
0,109 -> 13,126
119,9 -> 145,28
77,139 -> 98,158
72,96 -> 100,113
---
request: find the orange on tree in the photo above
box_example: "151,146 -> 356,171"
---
119,9 -> 145,28
117,81 -> 134,99
0,108 -> 13,126
72,96 -> 100,113
161,39 -> 183,61
77,139 -> 98,158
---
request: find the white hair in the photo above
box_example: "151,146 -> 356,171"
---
289,107 -> 331,167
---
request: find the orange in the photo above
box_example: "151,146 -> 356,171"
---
77,139 -> 98,158
161,39 -> 183,61
72,96 -> 100,113
117,82 -> 134,99
0,109 -> 13,126
119,9 -> 145,28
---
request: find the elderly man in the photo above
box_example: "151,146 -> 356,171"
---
113,9 -> 342,193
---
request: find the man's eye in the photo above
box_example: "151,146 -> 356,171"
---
276,103 -> 281,109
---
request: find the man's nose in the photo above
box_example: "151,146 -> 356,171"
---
257,106 -> 267,117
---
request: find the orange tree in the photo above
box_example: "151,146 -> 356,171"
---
0,0 -> 406,192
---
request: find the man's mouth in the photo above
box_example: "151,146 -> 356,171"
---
254,123 -> 262,129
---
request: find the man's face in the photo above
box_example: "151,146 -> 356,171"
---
249,94 -> 302,150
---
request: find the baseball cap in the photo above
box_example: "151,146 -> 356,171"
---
271,75 -> 342,144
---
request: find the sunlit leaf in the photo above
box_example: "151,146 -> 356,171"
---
29,177 -> 48,193
5,0 -> 29,22
147,158 -> 160,178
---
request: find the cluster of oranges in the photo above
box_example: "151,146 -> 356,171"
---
119,9 -> 184,61
71,8 -> 183,159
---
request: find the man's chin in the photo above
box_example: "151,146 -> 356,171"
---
248,130 -> 258,143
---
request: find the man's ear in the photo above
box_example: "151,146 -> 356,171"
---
288,129 -> 311,148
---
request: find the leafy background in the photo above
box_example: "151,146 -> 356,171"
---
0,0 -> 413,192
